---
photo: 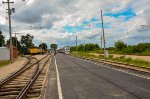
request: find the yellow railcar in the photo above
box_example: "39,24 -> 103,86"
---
30,48 -> 40,54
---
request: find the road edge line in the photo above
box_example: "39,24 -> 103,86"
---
54,56 -> 63,99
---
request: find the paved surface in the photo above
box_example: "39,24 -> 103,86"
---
45,54 -> 150,99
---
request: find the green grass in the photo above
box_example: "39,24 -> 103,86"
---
72,49 -> 150,56
0,61 -> 10,68
71,52 -> 150,68
108,56 -> 150,68
72,52 -> 104,59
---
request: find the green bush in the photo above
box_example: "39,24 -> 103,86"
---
109,55 -> 113,58
114,40 -> 127,51
119,56 -> 125,59
98,55 -> 104,59
124,57 -> 132,62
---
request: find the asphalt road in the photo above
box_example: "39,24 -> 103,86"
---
45,54 -> 150,99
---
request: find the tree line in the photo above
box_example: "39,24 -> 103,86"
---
0,30 -> 59,52
70,43 -> 100,52
0,30 -> 48,51
113,40 -> 150,55
70,40 -> 150,55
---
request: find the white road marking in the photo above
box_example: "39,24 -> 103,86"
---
54,56 -> 64,99
71,56 -> 150,80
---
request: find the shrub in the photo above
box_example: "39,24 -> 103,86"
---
119,56 -> 125,59
109,55 -> 113,58
124,57 -> 132,62
114,40 -> 127,51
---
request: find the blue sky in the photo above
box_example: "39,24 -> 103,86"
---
64,19 -> 110,33
104,7 -> 136,21
0,0 -> 150,47
63,7 -> 137,34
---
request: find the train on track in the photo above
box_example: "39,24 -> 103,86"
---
23,47 -> 47,55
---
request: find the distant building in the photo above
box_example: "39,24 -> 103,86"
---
0,47 -> 10,62
59,46 -> 70,54
6,45 -> 18,58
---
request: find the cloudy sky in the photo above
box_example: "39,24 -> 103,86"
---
0,0 -> 150,48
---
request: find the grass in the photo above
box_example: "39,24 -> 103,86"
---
72,52 -> 104,59
0,61 -> 10,68
72,49 -> 150,56
71,52 -> 150,68
108,56 -> 150,68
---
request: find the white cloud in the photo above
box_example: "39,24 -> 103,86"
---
0,0 -> 150,47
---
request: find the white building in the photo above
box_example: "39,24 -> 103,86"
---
0,47 -> 10,61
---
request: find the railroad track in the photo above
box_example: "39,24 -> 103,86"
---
0,54 -> 51,99
0,56 -> 37,86
70,54 -> 150,78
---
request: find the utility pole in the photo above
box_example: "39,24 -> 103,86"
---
100,35 -> 103,53
84,40 -> 86,52
2,0 -> 14,63
67,42 -> 68,47
76,35 -> 77,51
100,10 -> 106,58
13,33 -> 19,48
143,35 -> 145,43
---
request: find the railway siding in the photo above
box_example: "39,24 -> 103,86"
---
0,54 -> 51,99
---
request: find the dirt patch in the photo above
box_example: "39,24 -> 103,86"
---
0,57 -> 27,80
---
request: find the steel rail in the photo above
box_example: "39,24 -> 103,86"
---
0,56 -> 32,86
15,55 -> 51,99
0,54 -> 49,87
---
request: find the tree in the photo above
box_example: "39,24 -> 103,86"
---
20,34 -> 34,48
50,44 -> 58,50
39,43 -> 47,50
0,31 -> 5,47
70,43 -> 100,52
7,37 -> 21,50
78,44 -> 84,51
114,40 -> 127,51
70,46 -> 76,51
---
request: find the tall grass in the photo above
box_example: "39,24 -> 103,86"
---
108,56 -> 150,68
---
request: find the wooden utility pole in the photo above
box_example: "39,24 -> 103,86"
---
76,35 -> 77,51
2,0 -> 14,62
14,33 -> 19,47
100,10 -> 106,58
101,35 -> 103,53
